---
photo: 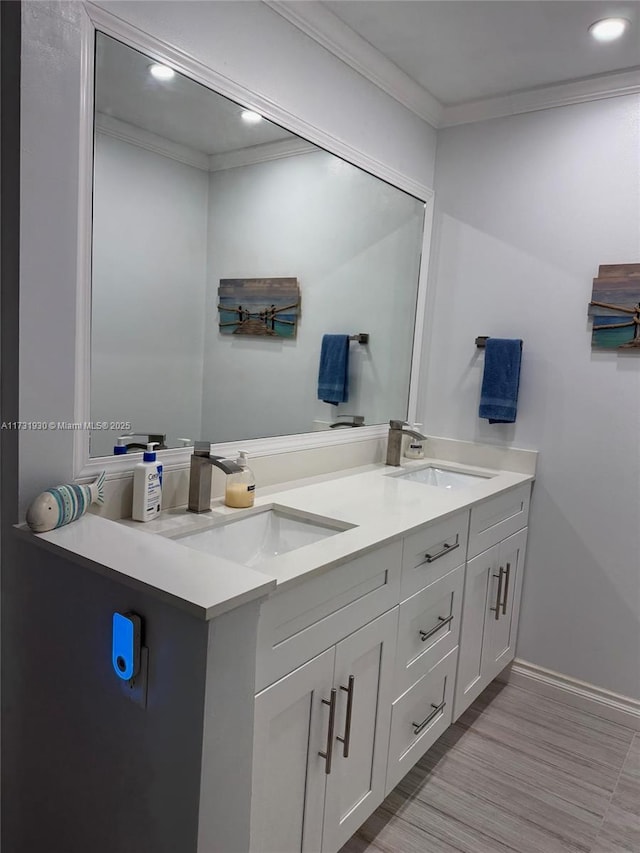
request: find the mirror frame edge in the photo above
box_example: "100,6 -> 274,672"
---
75,3 -> 435,481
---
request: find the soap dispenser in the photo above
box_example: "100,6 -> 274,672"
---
132,443 -> 163,521
113,436 -> 129,456
224,451 -> 255,509
404,423 -> 425,459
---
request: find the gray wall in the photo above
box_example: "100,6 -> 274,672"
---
423,94 -> 640,699
203,150 -> 424,441
91,131 -> 209,457
1,1 -> 23,845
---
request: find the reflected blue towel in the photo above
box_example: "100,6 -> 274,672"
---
479,338 -> 523,423
317,334 -> 349,405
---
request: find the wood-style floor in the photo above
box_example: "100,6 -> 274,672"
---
340,681 -> 639,853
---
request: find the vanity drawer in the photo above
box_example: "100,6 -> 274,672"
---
256,541 -> 402,691
468,483 -> 530,558
386,645 -> 457,795
400,511 -> 468,601
394,565 -> 463,699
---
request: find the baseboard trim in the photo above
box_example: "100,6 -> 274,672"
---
498,659 -> 640,731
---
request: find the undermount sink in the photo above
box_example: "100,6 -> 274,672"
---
389,465 -> 492,489
168,506 -> 352,568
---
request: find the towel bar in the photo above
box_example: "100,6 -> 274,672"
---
349,333 -> 369,344
475,336 -> 489,348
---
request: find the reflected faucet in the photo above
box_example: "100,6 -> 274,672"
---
121,431 -> 167,451
188,441 -> 243,513
385,420 -> 428,466
329,415 -> 365,429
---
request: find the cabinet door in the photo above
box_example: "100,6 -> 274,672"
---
321,609 -> 398,853
251,647 -> 335,853
482,528 -> 528,683
453,544 -> 498,720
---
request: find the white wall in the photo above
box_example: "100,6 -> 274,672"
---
202,151 -> 424,441
19,0 -> 437,512
423,94 -> 640,699
91,132 -> 208,457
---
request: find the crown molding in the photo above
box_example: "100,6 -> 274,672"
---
86,2 -> 432,203
95,112 -> 210,171
265,0 -> 443,129
209,137 -> 317,171
265,2 -> 640,130
96,113 -> 318,173
441,67 -> 640,127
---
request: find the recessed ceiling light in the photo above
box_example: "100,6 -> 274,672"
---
241,110 -> 263,124
149,63 -> 175,81
588,17 -> 630,42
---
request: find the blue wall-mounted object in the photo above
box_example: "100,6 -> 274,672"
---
112,612 -> 141,681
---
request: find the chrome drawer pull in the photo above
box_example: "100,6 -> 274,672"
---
412,700 -> 446,735
422,540 -> 459,564
490,567 -> 504,621
419,614 -> 454,643
501,562 -> 511,615
336,675 -> 355,758
318,689 -> 337,775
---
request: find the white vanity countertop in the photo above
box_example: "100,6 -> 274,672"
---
17,456 -> 534,620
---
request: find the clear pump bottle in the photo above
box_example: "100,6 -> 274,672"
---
224,451 -> 256,508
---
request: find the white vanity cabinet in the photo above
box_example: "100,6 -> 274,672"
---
454,484 -> 530,719
250,608 -> 398,853
249,486 -> 532,853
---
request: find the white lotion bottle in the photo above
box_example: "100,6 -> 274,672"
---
132,442 -> 163,521
224,451 -> 256,509
404,423 -> 425,459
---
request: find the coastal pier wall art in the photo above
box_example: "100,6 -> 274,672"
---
218,278 -> 300,339
589,264 -> 640,350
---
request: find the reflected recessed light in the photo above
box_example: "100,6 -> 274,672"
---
241,110 -> 263,124
588,17 -> 630,41
149,63 -> 175,81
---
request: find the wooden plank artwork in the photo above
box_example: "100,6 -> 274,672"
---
218,278 -> 300,339
589,264 -> 640,350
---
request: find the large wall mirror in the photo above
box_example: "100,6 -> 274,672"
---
90,32 -> 426,458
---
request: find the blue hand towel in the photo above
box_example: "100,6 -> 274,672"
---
479,338 -> 523,423
317,334 -> 350,405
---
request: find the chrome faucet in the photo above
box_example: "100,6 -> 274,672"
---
188,441 -> 243,513
385,420 -> 428,466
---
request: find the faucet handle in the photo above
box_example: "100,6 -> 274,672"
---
389,419 -> 408,430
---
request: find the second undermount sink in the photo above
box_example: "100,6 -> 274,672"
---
168,506 -> 353,568
389,465 -> 492,489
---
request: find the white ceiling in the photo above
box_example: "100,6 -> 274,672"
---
95,33 -> 295,155
323,1 -> 640,106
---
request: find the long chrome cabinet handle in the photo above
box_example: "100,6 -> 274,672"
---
501,562 -> 511,615
336,675 -> 355,758
412,699 -> 446,735
318,689 -> 337,775
422,540 -> 460,564
419,614 -> 454,643
490,567 -> 504,621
